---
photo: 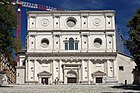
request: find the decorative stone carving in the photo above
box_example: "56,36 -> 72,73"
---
37,71 -> 52,77
93,18 -> 101,26
41,19 -> 49,27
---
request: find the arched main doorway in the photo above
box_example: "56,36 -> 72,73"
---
67,70 -> 77,83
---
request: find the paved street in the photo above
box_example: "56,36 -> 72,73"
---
0,84 -> 140,93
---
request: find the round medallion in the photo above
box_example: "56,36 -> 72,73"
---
93,18 -> 101,26
41,19 -> 49,27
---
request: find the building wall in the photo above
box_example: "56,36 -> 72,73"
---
16,10 -> 136,85
117,53 -> 136,84
16,67 -> 25,84
27,32 -> 116,53
26,11 -> 116,53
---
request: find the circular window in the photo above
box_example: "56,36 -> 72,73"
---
93,38 -> 102,48
66,17 -> 77,27
41,38 -> 49,48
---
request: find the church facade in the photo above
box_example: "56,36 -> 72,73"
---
16,10 -> 136,85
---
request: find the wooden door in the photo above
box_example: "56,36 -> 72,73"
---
96,77 -> 102,83
67,77 -> 77,83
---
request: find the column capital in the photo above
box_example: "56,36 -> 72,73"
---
83,59 -> 89,61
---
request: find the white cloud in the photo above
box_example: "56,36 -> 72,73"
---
90,0 -> 103,8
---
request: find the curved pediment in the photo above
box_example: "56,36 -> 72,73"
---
37,71 -> 52,77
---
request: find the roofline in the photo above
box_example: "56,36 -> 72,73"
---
117,51 -> 132,58
27,10 -> 116,14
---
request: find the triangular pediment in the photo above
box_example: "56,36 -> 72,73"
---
91,70 -> 106,76
37,71 -> 52,77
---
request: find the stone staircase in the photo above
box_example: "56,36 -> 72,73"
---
105,77 -> 118,84
0,84 -> 140,93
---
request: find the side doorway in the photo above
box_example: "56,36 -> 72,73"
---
41,78 -> 48,85
96,77 -> 102,83
67,70 -> 78,83
67,77 -> 77,83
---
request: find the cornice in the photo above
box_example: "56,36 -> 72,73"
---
27,52 -> 117,57
27,10 -> 115,15
26,52 -> 117,61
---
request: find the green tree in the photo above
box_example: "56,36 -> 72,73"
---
0,0 -> 17,64
125,8 -> 140,71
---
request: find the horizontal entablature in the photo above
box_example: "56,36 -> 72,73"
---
27,52 -> 117,57
27,52 -> 117,61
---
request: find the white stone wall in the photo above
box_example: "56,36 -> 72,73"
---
26,32 -> 116,53
16,67 -> 25,84
16,10 -> 135,85
27,11 -> 115,31
117,53 -> 136,84
27,11 -> 116,53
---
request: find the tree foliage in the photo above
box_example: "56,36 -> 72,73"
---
125,8 -> 140,71
0,0 -> 17,65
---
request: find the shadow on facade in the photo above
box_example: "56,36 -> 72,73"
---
111,85 -> 140,91
102,92 -> 139,93
0,85 -> 13,88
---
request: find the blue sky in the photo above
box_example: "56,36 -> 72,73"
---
20,0 -> 140,55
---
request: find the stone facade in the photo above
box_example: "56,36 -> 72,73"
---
16,10 -> 136,85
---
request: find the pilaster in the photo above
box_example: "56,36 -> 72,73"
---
52,60 -> 56,81
107,60 -> 110,77
63,65 -> 67,84
113,59 -> 118,79
26,59 -> 28,81
81,59 -> 85,81
59,60 -> 63,81
33,60 -> 35,80
87,59 -> 91,85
